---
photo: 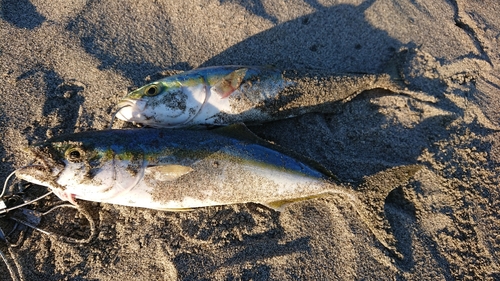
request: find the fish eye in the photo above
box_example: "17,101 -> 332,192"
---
144,84 -> 159,96
65,147 -> 85,163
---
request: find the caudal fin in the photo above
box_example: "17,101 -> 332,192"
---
353,164 -> 423,258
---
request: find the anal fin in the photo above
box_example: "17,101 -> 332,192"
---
263,194 -> 329,212
153,207 -> 196,212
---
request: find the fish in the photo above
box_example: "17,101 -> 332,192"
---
114,66 -> 408,128
15,124 -> 345,211
14,125 -> 422,255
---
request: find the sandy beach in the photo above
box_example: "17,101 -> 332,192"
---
1,0 -> 499,280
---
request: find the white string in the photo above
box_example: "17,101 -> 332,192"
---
1,170 -> 18,198
0,191 -> 53,215
1,163 -> 40,198
109,105 -> 131,129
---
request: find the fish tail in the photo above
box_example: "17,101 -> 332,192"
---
318,185 -> 398,256
351,164 -> 423,258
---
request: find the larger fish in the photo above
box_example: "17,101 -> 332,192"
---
114,66 -> 407,128
15,125 -> 346,210
14,125 -> 421,255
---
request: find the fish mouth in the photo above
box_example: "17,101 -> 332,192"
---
15,164 -> 59,188
113,99 -> 147,123
114,100 -> 134,122
15,164 -> 77,204
15,146 -> 65,187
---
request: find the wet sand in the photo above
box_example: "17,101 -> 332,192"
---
0,0 -> 499,280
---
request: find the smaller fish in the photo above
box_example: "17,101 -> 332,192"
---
114,66 -> 407,128
114,66 -> 293,128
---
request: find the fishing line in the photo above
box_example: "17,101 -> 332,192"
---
109,104 -> 132,129
39,204 -> 96,244
0,191 -> 53,215
1,169 -> 18,199
1,162 -> 40,198
2,165 -> 55,215
4,202 -> 96,244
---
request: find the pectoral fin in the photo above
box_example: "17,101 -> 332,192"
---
145,165 -> 194,181
212,68 -> 248,98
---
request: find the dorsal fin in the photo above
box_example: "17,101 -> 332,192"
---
212,123 -> 262,142
213,124 -> 338,180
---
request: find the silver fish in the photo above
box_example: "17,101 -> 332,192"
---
114,66 -> 406,128
14,125 -> 422,255
15,125 -> 345,210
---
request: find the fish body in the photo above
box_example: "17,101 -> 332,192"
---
15,126 -> 423,255
115,66 -> 407,128
15,125 -> 343,210
116,66 -> 293,128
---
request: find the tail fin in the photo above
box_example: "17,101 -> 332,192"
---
352,164 -> 423,258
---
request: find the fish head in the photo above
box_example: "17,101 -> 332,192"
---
115,75 -> 207,127
16,132 -> 146,203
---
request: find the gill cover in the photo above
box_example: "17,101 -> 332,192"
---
22,139 -> 147,203
121,73 -> 208,126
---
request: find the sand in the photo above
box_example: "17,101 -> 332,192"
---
0,0 -> 499,280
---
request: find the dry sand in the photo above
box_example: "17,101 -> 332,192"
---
1,0 -> 499,280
